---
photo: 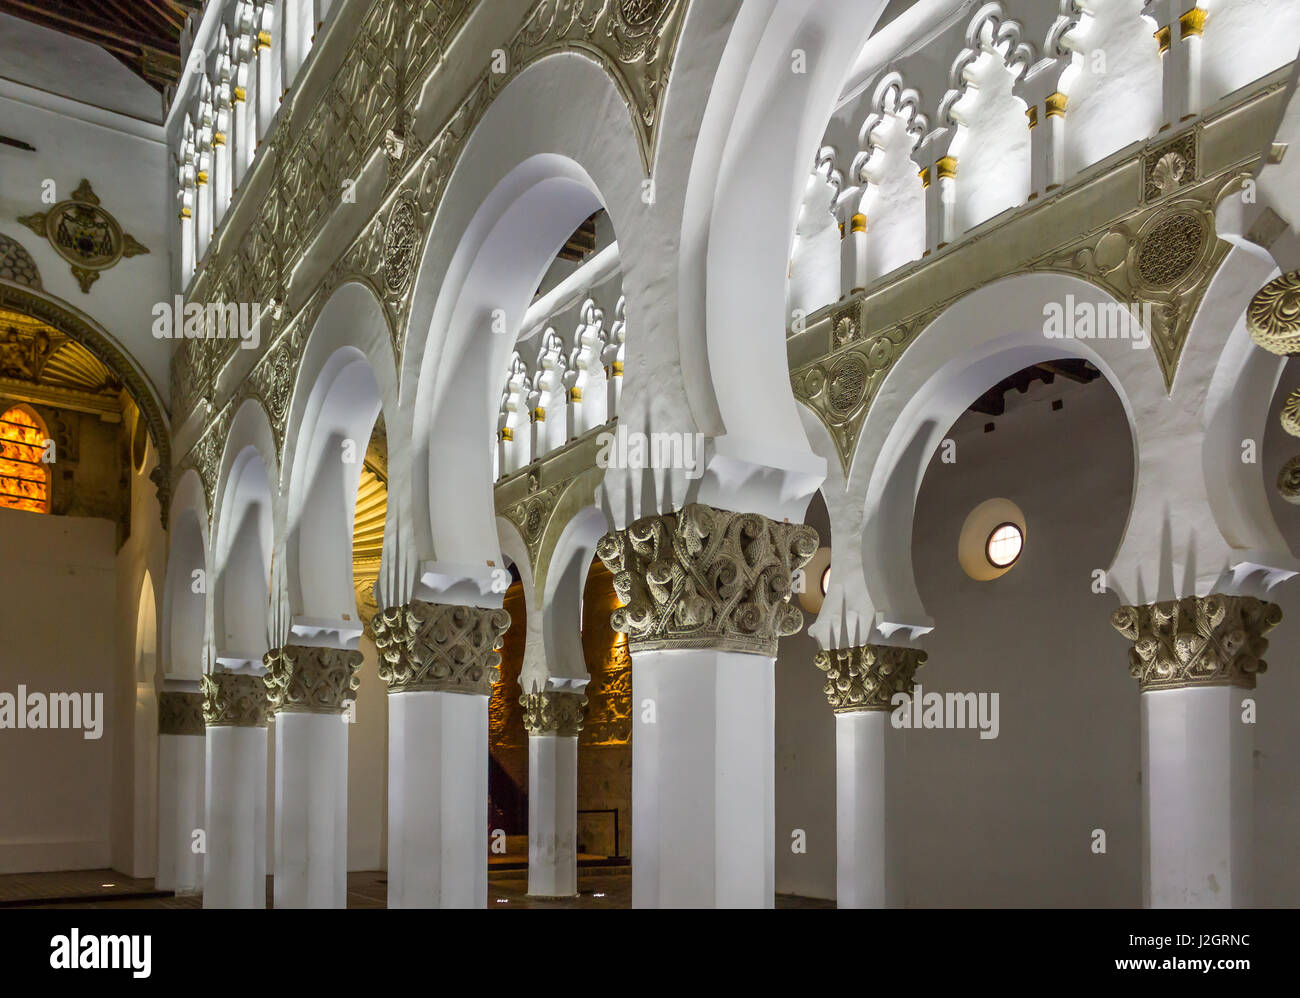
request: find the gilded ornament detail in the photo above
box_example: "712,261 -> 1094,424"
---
372,601 -> 512,695
1246,271 -> 1300,356
596,504 -> 818,656
1280,389 -> 1300,437
1110,594 -> 1281,691
263,645 -> 363,714
201,672 -> 270,727
814,644 -> 927,712
520,689 -> 588,736
1277,455 -> 1300,504
17,180 -> 148,294
158,692 -> 205,736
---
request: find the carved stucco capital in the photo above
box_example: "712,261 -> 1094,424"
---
814,644 -> 928,712
263,645 -> 363,715
372,601 -> 511,695
158,691 -> 205,735
1111,594 -> 1281,692
201,672 -> 270,727
595,504 -> 819,656
520,690 -> 588,736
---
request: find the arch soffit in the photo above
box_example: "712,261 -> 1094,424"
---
210,397 -> 280,569
282,280 -> 397,495
399,52 -> 646,409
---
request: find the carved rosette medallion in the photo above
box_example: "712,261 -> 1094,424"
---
1280,389 -> 1300,437
200,672 -> 270,727
372,601 -> 512,695
520,690 -> 589,736
263,645 -> 363,715
382,196 -> 419,296
1247,271 -> 1300,356
1111,594 -> 1282,692
17,179 -> 148,293
595,504 -> 819,656
813,644 -> 928,712
1277,455 -> 1300,504
158,692 -> 205,736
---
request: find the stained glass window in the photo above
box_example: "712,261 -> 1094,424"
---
0,406 -> 49,513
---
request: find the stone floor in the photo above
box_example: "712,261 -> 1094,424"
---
1,867 -> 832,908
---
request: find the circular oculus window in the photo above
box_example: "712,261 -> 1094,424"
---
985,522 -> 1024,568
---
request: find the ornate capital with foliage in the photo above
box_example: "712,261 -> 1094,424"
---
372,601 -> 511,695
520,690 -> 588,736
158,692 -> 205,735
263,645 -> 363,715
814,644 -> 927,712
1111,594 -> 1281,691
595,504 -> 818,656
201,672 -> 270,727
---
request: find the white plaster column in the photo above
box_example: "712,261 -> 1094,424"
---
918,129 -> 958,255
156,684 -> 205,894
597,504 -> 818,908
201,672 -> 270,908
373,601 -> 511,908
1177,6 -> 1207,122
1017,59 -> 1070,200
1112,594 -> 1280,908
521,689 -> 587,898
844,213 -> 868,295
263,645 -> 361,908
814,644 -> 926,908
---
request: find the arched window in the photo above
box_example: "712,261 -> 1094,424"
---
0,404 -> 50,513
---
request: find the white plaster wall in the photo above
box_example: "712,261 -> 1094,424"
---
0,90 -> 172,408
0,13 -> 163,122
347,637 -> 387,871
0,509 -> 117,873
111,440 -> 167,877
779,348 -> 1300,905
778,372 -> 1144,904
1201,0 -> 1300,105
902,378 -> 1141,907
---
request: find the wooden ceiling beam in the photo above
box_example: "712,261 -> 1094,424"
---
0,1 -> 178,59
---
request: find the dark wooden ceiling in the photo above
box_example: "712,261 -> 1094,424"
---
0,0 -> 203,92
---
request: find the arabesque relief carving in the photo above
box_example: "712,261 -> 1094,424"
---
200,671 -> 270,727
814,644 -> 927,712
1111,594 -> 1281,692
263,645 -> 363,714
171,0 -> 686,454
372,601 -> 512,695
520,689 -> 588,736
596,504 -> 818,656
158,692 -> 205,736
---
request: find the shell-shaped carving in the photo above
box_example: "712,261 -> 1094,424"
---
1151,152 -> 1187,194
